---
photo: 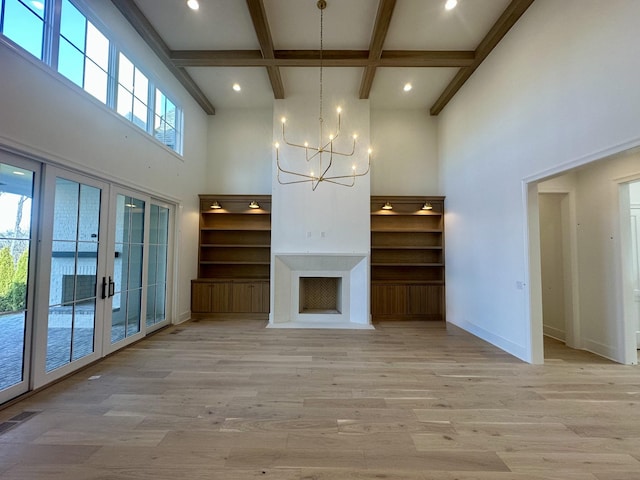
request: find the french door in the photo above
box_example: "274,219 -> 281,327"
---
33,169 -> 109,387
103,190 -> 172,354
0,154 -> 39,405
104,188 -> 147,352
32,167 -> 173,388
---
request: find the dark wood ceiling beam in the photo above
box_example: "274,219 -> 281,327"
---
429,0 -> 535,116
379,50 -> 474,67
110,0 -> 215,115
359,0 -> 397,99
245,0 -> 284,99
170,50 -> 474,68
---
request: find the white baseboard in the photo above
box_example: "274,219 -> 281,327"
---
543,325 -> 566,342
582,338 -> 619,363
176,311 -> 191,324
447,318 -> 529,362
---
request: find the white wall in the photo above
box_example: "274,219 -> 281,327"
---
538,193 -> 567,341
0,0 -> 209,321
207,108 -> 273,194
571,151 -> 640,360
438,0 -> 640,361
271,95 -> 370,254
205,107 -> 439,197
370,109 -> 439,196
270,94 -> 371,326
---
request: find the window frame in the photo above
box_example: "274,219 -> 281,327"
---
0,0 -> 184,155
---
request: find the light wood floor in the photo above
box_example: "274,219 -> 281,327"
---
1,320 -> 639,479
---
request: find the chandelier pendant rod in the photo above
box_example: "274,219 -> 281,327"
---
274,0 -> 370,190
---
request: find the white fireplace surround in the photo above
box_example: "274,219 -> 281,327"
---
269,254 -> 373,329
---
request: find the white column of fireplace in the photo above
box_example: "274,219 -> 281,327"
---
269,85 -> 372,329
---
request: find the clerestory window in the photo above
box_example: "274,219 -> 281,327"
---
0,0 -> 183,155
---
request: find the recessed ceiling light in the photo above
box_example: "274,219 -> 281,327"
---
232,83 -> 241,92
187,0 -> 199,11
403,83 -> 412,92
445,0 -> 457,10
13,171 -> 25,176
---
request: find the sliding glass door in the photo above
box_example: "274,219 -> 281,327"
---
0,156 -> 38,405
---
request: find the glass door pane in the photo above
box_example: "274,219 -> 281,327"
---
0,163 -> 35,396
46,179 -> 101,372
146,204 -> 169,328
111,194 -> 145,343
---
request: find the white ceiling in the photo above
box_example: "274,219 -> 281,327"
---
132,0 -> 513,111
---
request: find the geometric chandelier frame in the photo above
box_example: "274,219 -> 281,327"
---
274,0 -> 371,191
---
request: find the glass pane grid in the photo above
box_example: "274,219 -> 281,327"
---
0,163 -> 34,391
146,205 -> 168,327
85,21 -> 108,70
47,178 -> 100,372
60,0 -> 86,50
112,195 -> 144,343
2,0 -> 45,59
2,0 -> 184,154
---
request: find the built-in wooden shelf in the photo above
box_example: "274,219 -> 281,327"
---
191,194 -> 444,322
192,194 -> 272,319
370,196 -> 445,322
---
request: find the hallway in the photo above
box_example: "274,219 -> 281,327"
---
0,320 -> 638,479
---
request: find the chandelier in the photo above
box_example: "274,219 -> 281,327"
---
275,0 -> 371,191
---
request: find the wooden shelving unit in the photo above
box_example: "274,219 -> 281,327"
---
191,194 -> 443,321
370,196 -> 445,321
191,194 -> 271,319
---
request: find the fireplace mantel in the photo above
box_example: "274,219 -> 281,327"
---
269,253 -> 373,329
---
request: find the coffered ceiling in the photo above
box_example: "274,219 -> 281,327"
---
110,0 -> 534,115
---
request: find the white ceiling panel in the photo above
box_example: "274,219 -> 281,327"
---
133,0 -> 260,50
280,67 -> 364,97
385,0 -> 513,50
186,67 -> 275,109
368,67 -> 459,109
124,0 -> 530,113
265,0 -> 378,50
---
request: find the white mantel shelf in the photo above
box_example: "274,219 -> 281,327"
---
269,253 -> 372,329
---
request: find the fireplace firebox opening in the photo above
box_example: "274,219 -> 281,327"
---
299,276 -> 342,314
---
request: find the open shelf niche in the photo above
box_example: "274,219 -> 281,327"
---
191,194 -> 271,319
370,196 -> 445,321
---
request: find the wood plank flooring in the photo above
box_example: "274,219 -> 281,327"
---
1,320 -> 639,479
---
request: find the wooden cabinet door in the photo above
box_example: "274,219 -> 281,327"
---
231,282 -> 269,313
250,282 -> 270,313
261,282 -> 270,313
231,283 -> 253,312
408,285 -> 443,316
191,282 -> 213,313
211,283 -> 232,312
249,283 -> 263,313
371,284 -> 408,315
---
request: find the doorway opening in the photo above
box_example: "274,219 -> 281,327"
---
622,179 -> 640,357
528,148 -> 640,364
538,192 -> 577,349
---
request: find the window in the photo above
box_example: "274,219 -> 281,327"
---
117,53 -> 150,130
0,0 -> 183,154
1,0 -> 46,59
58,0 -> 110,104
154,89 -> 179,151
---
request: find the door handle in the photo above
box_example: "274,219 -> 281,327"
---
108,276 -> 115,297
101,277 -> 108,299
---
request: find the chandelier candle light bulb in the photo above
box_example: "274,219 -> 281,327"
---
275,0 -> 370,190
